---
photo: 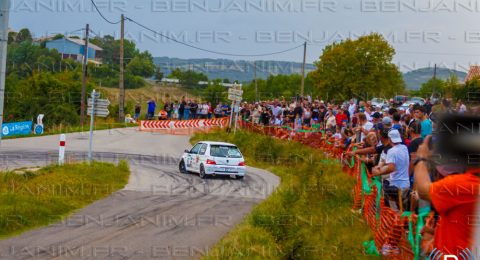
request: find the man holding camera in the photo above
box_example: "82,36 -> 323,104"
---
414,130 -> 479,256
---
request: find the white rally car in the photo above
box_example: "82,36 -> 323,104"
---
179,141 -> 246,179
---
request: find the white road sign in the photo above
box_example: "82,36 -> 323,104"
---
88,98 -> 110,107
228,88 -> 243,101
87,108 -> 110,117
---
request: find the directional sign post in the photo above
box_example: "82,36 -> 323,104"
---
227,84 -> 243,134
228,88 -> 243,102
87,90 -> 110,164
87,98 -> 110,117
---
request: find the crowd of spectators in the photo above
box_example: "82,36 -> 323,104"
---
234,96 -> 478,257
135,97 -> 233,121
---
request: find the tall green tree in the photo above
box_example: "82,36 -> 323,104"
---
15,28 -> 33,43
309,33 -> 404,100
444,74 -> 461,98
126,55 -> 155,78
419,78 -> 445,98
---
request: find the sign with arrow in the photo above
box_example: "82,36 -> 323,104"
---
87,108 -> 110,117
228,88 -> 243,101
87,97 -> 110,118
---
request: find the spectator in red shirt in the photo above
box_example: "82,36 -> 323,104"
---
335,107 -> 348,128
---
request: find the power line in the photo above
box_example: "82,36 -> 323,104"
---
66,28 -> 85,35
396,50 -> 480,57
89,29 -> 101,38
125,17 -> 304,57
90,0 -> 121,24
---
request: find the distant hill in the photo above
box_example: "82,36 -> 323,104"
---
153,57 -> 468,89
153,57 -> 315,82
402,67 -> 467,90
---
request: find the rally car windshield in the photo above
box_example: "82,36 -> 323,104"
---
210,145 -> 242,158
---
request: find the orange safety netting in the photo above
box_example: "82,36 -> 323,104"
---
238,120 -> 427,259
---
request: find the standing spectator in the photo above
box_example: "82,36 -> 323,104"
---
214,104 -> 223,118
164,101 -> 172,119
207,102 -> 213,119
172,101 -> 179,119
356,112 -> 374,142
372,129 -> 410,212
423,98 -> 433,115
272,103 -> 282,119
457,100 -> 467,114
222,103 -> 230,117
348,99 -> 356,121
190,100 -> 198,119
414,105 -> 432,138
303,106 -> 312,127
178,98 -> 186,120
325,108 -> 336,130
134,103 -> 141,121
335,107 -> 348,128
293,102 -> 303,119
147,99 -> 156,120
252,105 -> 261,124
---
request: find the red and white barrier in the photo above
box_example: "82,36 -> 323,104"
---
139,118 -> 229,131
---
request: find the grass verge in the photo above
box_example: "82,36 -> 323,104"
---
0,161 -> 130,238
191,130 -> 375,259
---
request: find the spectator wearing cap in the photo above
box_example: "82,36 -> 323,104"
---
372,112 -> 382,130
382,116 -> 393,129
372,129 -> 410,212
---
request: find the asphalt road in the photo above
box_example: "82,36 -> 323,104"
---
0,128 -> 280,260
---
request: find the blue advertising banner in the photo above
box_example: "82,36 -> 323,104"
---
1,121 -> 33,137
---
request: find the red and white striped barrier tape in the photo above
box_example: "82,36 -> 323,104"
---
139,118 -> 229,131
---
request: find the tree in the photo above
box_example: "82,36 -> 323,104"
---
203,83 -> 227,104
91,36 -> 138,66
8,31 -> 17,44
155,67 -> 164,81
419,78 -> 445,98
126,55 -> 155,78
444,74 -> 461,98
455,78 -> 480,102
169,68 -> 183,79
167,68 -> 208,87
15,28 -> 33,43
309,33 -> 405,100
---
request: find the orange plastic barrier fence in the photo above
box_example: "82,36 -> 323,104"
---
238,121 -> 424,259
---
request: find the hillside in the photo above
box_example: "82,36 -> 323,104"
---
154,57 -> 468,91
403,67 -> 467,90
154,57 -> 315,82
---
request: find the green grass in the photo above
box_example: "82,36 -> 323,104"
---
0,161 -> 130,238
191,130 -> 375,260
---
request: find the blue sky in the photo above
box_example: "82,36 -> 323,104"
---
8,0 -> 480,72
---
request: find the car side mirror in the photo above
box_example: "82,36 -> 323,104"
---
184,149 -> 190,153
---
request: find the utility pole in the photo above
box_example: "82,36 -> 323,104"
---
118,14 -> 125,122
80,23 -> 89,127
0,0 -> 10,146
254,61 -> 258,102
300,41 -> 307,98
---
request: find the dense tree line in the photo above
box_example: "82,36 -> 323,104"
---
4,28 -> 157,126
410,74 -> 480,102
